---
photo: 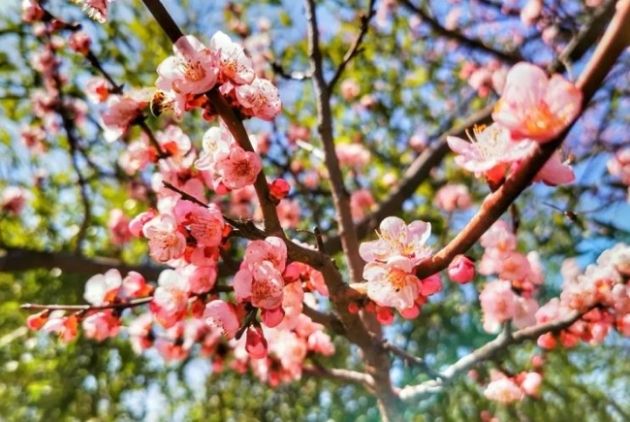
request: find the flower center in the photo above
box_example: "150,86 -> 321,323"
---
183,60 -> 206,82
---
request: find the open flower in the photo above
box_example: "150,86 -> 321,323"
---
151,270 -> 190,328
364,256 -> 420,311
84,269 -> 122,305
142,214 -> 187,263
216,145 -> 262,189
359,216 -> 432,266
493,62 -> 582,142
209,31 -> 255,85
447,123 -> 534,184
235,78 -> 282,121
156,35 -> 219,115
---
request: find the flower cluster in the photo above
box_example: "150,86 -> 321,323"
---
535,243 -> 630,349
478,221 -> 543,333
608,147 -> 630,200
195,125 -> 262,193
483,370 -> 542,404
448,62 -> 580,186
359,217 -> 441,319
233,315 -> 335,386
27,269 -> 153,342
154,32 -> 281,121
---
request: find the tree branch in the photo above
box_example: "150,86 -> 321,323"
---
323,0 -> 619,256
328,0 -> 377,89
398,307 -> 592,400
303,365 -> 375,391
415,0 -> 630,278
305,0 -> 365,285
398,0 -> 523,64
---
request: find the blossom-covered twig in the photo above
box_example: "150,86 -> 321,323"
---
323,0 -> 620,257
397,307 -> 593,400
415,0 -> 630,278
141,0 -> 284,235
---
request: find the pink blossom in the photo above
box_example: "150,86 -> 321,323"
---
336,143 -> 371,169
41,313 -> 79,343
409,132 -> 427,152
359,216 -> 432,266
513,296 -> 539,329
120,271 -> 153,299
364,257 -> 420,311
350,189 -> 375,221
77,0 -> 114,23
533,150 -> 575,185
204,300 -> 240,339
20,125 -> 46,153
216,145 -> 262,190
22,0 -> 44,23
448,255 -> 475,284
151,270 -> 189,328
82,311 -> 120,341
434,184 -> 472,212
128,209 -> 156,237
84,269 -> 122,305
340,79 -> 360,101
586,0 -> 604,6
108,209 -> 132,245
142,214 -> 187,262
85,77 -> 110,103
520,0 -> 543,26
182,264 -> 217,294
1,186 -> 27,215
118,138 -> 156,175
101,93 -> 147,142
173,200 -> 225,248
235,77 -> 282,121
480,220 -> 517,254
195,125 -> 233,172
156,35 -> 219,115
484,376 -> 525,403
480,280 -> 517,333
68,31 -> 91,55
286,124 -> 310,144
419,273 -> 442,296
608,147 -> 630,185
246,326 -> 268,359
157,125 -> 192,158
447,123 -> 534,184
209,31 -> 255,85
234,262 -> 284,310
519,372 -> 542,396
261,307 -> 285,328
493,62 -> 582,142
277,199 -> 300,228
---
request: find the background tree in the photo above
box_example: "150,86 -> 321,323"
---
0,0 -> 629,420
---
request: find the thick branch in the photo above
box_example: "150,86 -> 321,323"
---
0,246 -> 163,279
305,0 -> 364,285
